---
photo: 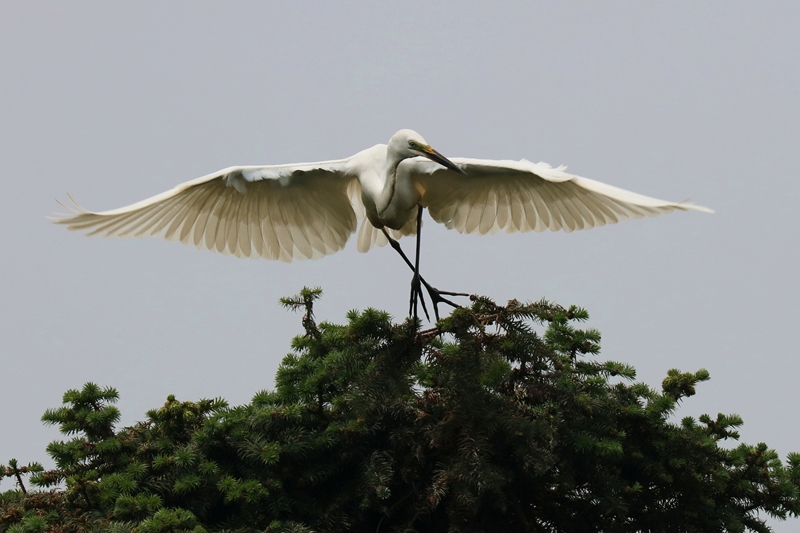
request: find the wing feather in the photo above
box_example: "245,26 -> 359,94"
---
80,204 -> 153,236
275,187 -> 301,258
494,186 -> 509,233
304,192 -> 329,257
579,190 -> 613,226
134,194 -> 187,238
594,189 -> 621,224
463,186 -> 485,234
408,157 -> 711,236
307,188 -> 336,257
356,220 -> 375,253
542,182 -> 571,232
232,186 -> 251,256
478,188 -> 498,235
235,189 -> 252,258
558,185 -> 586,232
216,188 -> 234,254
434,193 -> 459,229
502,180 -> 529,232
579,194 -> 607,226
55,161 -> 360,262
301,187 -> 329,258
258,192 -> 281,260
244,190 -> 261,258
280,191 -> 312,260
523,185 -> 548,232
356,219 -> 391,253
141,190 -> 199,240
566,185 -> 593,230
270,191 -> 296,260
192,184 -> 221,248
507,182 -> 525,233
165,184 -> 208,242
79,192 -> 177,237
178,183 -> 213,244
449,199 -> 469,233
205,186 -> 229,252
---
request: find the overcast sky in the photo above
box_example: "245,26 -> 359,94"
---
1,2 -> 799,529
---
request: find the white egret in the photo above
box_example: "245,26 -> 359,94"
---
56,129 -> 712,320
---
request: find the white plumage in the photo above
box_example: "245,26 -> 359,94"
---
55,129 -> 712,262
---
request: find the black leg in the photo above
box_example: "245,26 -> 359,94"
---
410,205 -> 424,320
381,211 -> 468,322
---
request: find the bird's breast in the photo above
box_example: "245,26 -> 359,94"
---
373,184 -> 419,231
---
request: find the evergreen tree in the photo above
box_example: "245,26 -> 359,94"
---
2,289 -> 799,532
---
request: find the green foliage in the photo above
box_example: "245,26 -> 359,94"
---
1,460 -> 43,496
2,289 -> 798,532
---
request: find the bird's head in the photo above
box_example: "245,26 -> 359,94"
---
389,129 -> 466,175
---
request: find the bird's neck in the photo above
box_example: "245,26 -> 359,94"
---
376,152 -> 403,215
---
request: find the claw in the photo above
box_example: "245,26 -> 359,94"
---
409,273 -> 466,322
409,273 -> 431,322
383,215 -> 468,323
419,278 -> 468,321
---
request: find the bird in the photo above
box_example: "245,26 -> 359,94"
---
55,129 -> 712,320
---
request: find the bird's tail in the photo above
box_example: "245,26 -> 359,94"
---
356,218 -> 418,253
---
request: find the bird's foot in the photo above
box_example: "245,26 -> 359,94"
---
409,273 -> 428,322
409,274 -> 469,322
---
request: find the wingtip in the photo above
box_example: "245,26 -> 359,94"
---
52,193 -> 97,225
54,194 -> 89,213
678,199 -> 714,214
65,192 -> 89,212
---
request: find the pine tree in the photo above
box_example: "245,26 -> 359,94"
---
2,289 -> 799,532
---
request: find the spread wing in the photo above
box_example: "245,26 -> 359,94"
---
407,158 -> 712,235
55,160 -> 364,262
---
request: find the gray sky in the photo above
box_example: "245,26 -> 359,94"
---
2,2 -> 799,528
